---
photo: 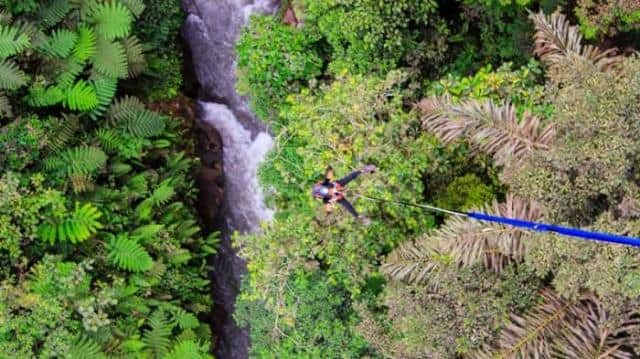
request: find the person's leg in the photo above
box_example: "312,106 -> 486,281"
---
336,170 -> 361,187
337,198 -> 359,218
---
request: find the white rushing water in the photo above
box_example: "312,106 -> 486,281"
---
199,102 -> 274,233
182,0 -> 279,357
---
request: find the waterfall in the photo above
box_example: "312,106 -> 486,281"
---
182,0 -> 279,358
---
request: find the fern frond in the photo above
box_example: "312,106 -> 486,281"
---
40,29 -> 78,58
93,36 -> 127,78
120,0 -> 146,17
95,128 -> 122,151
420,97 -> 555,165
56,57 -> 84,88
57,145 -> 107,176
123,109 -> 165,138
67,335 -> 106,359
552,298 -> 640,359
150,179 -> 175,206
0,59 -> 27,90
38,202 -> 103,244
165,341 -> 209,359
131,224 -> 164,242
48,114 -> 80,152
530,11 -> 621,71
88,77 -> 118,119
26,85 -> 64,107
63,80 -> 99,111
70,173 -> 95,193
0,24 -> 31,59
0,10 -> 12,25
143,310 -> 174,357
73,25 -> 97,61
39,0 -> 71,28
89,1 -> 133,40
107,234 -> 153,272
121,35 -> 145,78
0,92 -> 11,118
491,290 -> 591,358
108,96 -> 165,138
108,95 -> 144,121
13,20 -> 47,48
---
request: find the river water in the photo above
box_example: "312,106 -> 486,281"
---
182,0 -> 279,357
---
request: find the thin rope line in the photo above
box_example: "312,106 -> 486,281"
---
354,194 -> 466,217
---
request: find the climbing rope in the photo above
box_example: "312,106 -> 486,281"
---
356,194 -> 640,248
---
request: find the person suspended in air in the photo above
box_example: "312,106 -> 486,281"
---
311,165 -> 377,225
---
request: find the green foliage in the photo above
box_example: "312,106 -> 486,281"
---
237,271 -> 372,358
73,25 -> 97,61
301,0 -> 449,74
93,36 -> 128,78
143,310 -> 173,357
107,234 -> 153,272
132,0 -> 183,100
38,0 -> 71,28
67,335 -> 106,359
38,202 -> 103,244
432,173 -> 495,211
40,29 -> 78,58
63,80 -> 99,111
237,15 -> 323,120
89,1 -> 133,40
575,0 -> 640,39
0,24 -> 30,58
0,3 -> 211,357
0,58 -> 27,90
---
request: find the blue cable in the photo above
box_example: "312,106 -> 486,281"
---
356,194 -> 640,248
466,212 -> 640,247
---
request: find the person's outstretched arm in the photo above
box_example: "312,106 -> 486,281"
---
336,165 -> 377,187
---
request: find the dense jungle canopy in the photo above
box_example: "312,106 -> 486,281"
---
1,0 -> 640,358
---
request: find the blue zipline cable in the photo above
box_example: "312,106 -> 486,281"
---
356,194 -> 640,248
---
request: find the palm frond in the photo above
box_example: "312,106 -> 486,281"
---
530,10 -> 621,71
89,1 -> 133,40
381,240 -> 441,285
0,59 -> 28,90
440,194 -> 541,273
552,298 -> 640,359
0,24 -> 31,59
492,290 -> 588,359
420,97 -> 555,164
